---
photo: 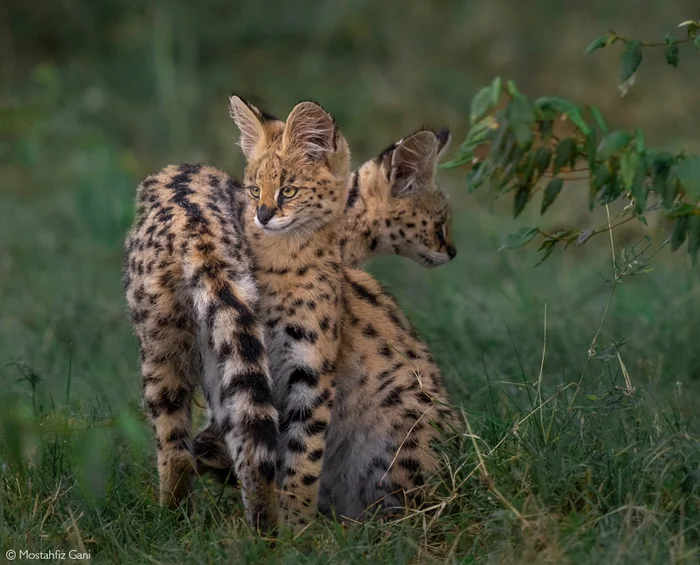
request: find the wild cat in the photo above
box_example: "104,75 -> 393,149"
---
341,128 -> 456,268
227,97 -> 457,523
193,127 -> 458,486
123,163 -> 279,531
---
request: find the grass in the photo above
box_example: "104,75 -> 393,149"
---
2,1 -> 700,562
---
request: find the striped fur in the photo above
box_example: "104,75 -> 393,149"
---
123,164 -> 278,532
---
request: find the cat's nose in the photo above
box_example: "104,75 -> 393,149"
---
257,204 -> 276,225
447,245 -> 457,259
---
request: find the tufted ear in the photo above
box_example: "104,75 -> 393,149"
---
435,128 -> 452,159
282,101 -> 336,160
229,95 -> 271,160
389,130 -> 439,197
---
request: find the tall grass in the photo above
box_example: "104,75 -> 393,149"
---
1,0 -> 699,562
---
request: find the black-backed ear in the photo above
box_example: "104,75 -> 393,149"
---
389,130 -> 439,198
229,95 -> 270,160
282,101 -> 336,160
435,128 -> 451,159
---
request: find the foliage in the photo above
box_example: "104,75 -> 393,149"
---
584,19 -> 700,94
443,19 -> 700,266
2,1 -> 700,563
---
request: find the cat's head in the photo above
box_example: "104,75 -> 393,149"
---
358,128 -> 456,266
230,96 -> 351,236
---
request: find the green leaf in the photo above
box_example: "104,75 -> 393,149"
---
533,146 -> 552,175
513,185 -> 530,218
500,226 -> 538,250
620,151 -> 639,190
673,155 -> 700,200
466,161 -> 489,192
597,131 -> 632,161
440,153 -> 474,169
631,153 -> 649,213
598,180 -> 624,205
459,120 -> 491,152
665,44 -> 680,67
541,177 -> 564,215
696,36 -> 700,49
506,80 -> 522,97
534,97 -> 590,134
584,35 -> 609,55
634,129 -> 645,153
470,86 -> 494,124
620,40 -> 643,82
512,123 -> 533,147
535,238 -> 558,266
507,95 -> 536,134
588,106 -> 608,134
554,138 -> 577,174
671,215 -> 688,251
687,216 -> 700,265
651,153 -> 675,209
491,77 -> 502,106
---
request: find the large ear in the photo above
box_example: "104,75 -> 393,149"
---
389,130 -> 439,197
282,101 -> 336,160
229,95 -> 268,160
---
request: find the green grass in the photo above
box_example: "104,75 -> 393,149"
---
2,1 -> 700,562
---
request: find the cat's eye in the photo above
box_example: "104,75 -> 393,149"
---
248,186 -> 261,198
281,186 -> 298,199
435,223 -> 446,241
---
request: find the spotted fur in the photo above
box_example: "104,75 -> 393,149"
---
192,133 -> 460,495
123,164 -> 279,532
319,132 -> 458,520
229,96 -> 352,524
194,105 -> 457,523
341,128 -> 457,268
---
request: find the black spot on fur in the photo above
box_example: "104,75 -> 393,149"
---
398,458 -> 421,474
285,324 -> 318,343
287,436 -> 306,453
362,324 -> 378,338
381,387 -> 403,407
305,420 -> 327,436
345,172 -> 360,210
237,331 -> 264,363
166,428 -> 190,450
222,371 -> 274,406
308,449 -> 324,461
348,278 -> 379,305
239,416 -> 278,454
258,460 -> 276,482
288,367 -> 319,388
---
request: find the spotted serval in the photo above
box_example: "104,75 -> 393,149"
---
227,97 -> 457,523
193,128 -> 458,487
123,164 -> 279,532
341,128 -> 456,268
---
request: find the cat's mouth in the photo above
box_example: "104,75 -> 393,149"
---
258,218 -> 297,234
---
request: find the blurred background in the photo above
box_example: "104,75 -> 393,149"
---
2,0 -> 699,425
2,2 -> 700,560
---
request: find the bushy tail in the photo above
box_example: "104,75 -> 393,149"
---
188,246 -> 279,532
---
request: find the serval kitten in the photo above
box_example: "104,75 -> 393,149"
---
123,164 -> 278,532
341,128 -> 457,268
193,130 -> 459,486
229,96 -> 352,523
230,97 -> 456,523
195,129 -> 456,485
319,130 -> 458,520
